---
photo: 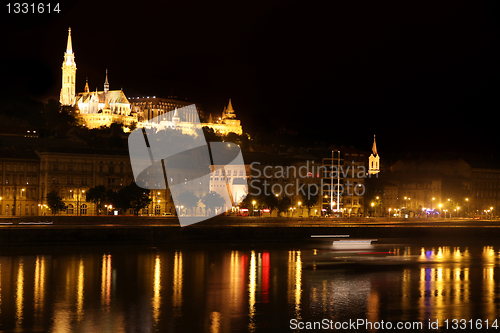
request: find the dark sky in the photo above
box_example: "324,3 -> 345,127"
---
1,0 -> 500,156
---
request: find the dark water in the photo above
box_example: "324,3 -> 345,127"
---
1,238 -> 500,332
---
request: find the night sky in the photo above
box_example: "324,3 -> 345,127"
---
1,0 -> 500,156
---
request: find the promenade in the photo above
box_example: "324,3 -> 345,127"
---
0,216 -> 498,245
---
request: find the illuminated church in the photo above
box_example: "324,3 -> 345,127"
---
59,28 -> 137,129
59,28 -> 243,135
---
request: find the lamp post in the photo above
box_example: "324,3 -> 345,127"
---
21,188 -> 25,215
77,190 -> 85,216
439,203 -> 443,218
252,200 -> 256,217
465,198 -> 469,218
431,197 -> 435,217
298,201 -> 302,216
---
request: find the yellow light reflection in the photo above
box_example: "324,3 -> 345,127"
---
287,250 -> 302,320
34,256 -> 46,318
101,254 -> 112,309
229,251 -> 241,312
173,251 -> 183,316
153,254 -> 161,323
16,259 -> 24,328
366,291 -> 379,333
210,311 -> 222,333
483,247 -> 495,320
248,251 -> 256,332
77,257 -> 84,321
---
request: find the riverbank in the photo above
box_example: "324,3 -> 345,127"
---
0,216 -> 499,245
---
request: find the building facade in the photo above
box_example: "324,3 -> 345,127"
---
0,151 -> 40,216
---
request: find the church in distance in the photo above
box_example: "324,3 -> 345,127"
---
59,28 -> 243,135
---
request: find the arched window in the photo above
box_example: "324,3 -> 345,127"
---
80,204 -> 88,215
67,204 -> 74,215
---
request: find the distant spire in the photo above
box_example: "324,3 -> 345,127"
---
66,27 -> 73,54
223,99 -> 236,119
372,135 -> 378,156
104,69 -> 109,94
226,99 -> 234,113
84,77 -> 89,92
172,107 -> 180,125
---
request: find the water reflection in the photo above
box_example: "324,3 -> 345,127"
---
16,259 -> 23,328
288,250 -> 302,320
0,243 -> 498,331
153,254 -> 161,324
173,251 -> 183,316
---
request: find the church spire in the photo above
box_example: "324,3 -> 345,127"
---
60,27 -> 77,106
223,99 -> 236,119
66,27 -> 73,54
104,68 -> 109,94
368,134 -> 380,175
84,77 -> 89,92
227,99 -> 234,113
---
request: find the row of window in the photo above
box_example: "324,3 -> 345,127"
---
0,164 -> 37,172
1,176 -> 37,185
47,163 -> 130,173
0,188 -> 37,199
1,204 -> 37,215
51,177 -> 89,185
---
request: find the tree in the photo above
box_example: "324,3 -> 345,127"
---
46,190 -> 67,215
175,191 -> 200,216
276,196 -> 292,217
201,191 -> 226,216
260,193 -> 279,216
85,185 -> 108,215
301,191 -> 319,217
114,182 -> 151,215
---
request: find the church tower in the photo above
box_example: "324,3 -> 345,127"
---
60,27 -> 77,106
368,135 -> 380,175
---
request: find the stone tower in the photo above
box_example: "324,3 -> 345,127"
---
60,27 -> 77,106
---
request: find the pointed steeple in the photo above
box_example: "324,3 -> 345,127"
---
60,27 -> 77,106
66,27 -> 73,54
223,99 -> 236,119
227,99 -> 234,113
84,77 -> 89,92
368,134 -> 380,175
172,107 -> 180,126
104,69 -> 109,94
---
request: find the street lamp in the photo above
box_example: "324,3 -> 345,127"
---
298,201 -> 302,216
465,198 -> 469,218
252,200 -> 256,217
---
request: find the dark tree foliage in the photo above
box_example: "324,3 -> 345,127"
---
85,185 -> 108,215
46,189 -> 67,215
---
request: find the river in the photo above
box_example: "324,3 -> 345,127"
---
0,237 -> 499,332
